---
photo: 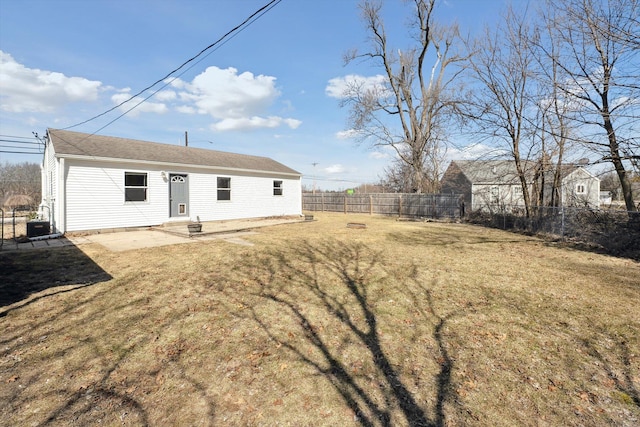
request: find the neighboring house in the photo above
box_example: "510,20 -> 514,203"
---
40,129 -> 302,233
440,160 -> 600,212
552,165 -> 600,208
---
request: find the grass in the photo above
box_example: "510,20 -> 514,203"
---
1,212 -> 639,426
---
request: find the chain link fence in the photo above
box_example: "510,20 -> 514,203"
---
467,205 -> 640,260
1,205 -> 41,249
302,193 -> 638,259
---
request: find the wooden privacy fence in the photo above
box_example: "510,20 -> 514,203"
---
302,193 -> 462,219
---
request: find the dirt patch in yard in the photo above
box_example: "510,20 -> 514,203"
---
1,213 -> 639,426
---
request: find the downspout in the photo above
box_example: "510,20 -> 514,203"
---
40,136 -> 52,226
58,157 -> 66,234
39,157 -> 46,218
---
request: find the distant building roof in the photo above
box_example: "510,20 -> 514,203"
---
452,160 -> 530,184
47,129 -> 300,176
451,160 -> 583,184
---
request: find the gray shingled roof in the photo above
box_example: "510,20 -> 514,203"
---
47,129 -> 300,176
452,160 -> 582,184
453,160 -> 534,184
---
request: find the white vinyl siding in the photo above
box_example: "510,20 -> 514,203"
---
190,173 -> 301,222
562,169 -> 600,208
64,161 -> 168,231
40,142 -> 61,231
59,159 -> 301,232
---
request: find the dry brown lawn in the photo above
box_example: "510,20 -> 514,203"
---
1,212 -> 639,426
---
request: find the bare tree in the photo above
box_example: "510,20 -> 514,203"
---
342,0 -> 467,193
591,0 -> 640,50
543,0 -> 639,214
0,162 -> 41,208
465,6 -> 540,217
380,144 -> 444,193
530,8 -> 577,208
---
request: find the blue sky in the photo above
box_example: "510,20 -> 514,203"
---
0,0 -> 515,190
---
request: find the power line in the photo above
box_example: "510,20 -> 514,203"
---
0,135 -> 39,140
0,150 -> 42,155
0,146 -> 42,151
62,0 -> 283,131
0,139 -> 43,145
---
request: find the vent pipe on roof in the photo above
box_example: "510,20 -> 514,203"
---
185,131 -> 188,147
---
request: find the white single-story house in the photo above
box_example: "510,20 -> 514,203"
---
40,129 -> 302,233
440,160 -> 600,212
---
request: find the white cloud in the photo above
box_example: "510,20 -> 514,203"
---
369,151 -> 389,160
155,90 -> 177,102
445,143 -> 497,161
211,116 -> 301,132
176,105 -> 196,114
336,129 -> 360,139
0,53 -> 300,131
171,66 -> 300,131
111,92 -> 168,116
0,50 -> 102,113
325,74 -> 387,99
324,164 -> 345,174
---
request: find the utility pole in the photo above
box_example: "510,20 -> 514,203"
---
312,162 -> 318,194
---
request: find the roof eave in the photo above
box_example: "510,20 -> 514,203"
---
55,153 -> 301,177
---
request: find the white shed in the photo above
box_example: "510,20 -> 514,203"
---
40,129 -> 302,233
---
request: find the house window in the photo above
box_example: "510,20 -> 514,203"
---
273,180 -> 283,196
217,177 -> 231,201
576,183 -> 586,194
125,172 -> 147,202
490,186 -> 500,204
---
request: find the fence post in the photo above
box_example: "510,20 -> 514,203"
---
0,208 -> 4,249
344,195 -> 347,214
399,194 -> 403,217
369,195 -> 373,215
321,193 -> 325,212
561,206 -> 565,241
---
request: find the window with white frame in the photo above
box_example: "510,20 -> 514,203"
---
124,172 -> 147,202
217,177 -> 231,201
490,186 -> 500,204
576,183 -> 586,194
273,180 -> 283,196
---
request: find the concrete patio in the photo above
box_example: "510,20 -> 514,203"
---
1,216 -> 309,252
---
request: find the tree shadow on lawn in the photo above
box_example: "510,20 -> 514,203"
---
0,245 -> 112,315
231,239 -> 464,426
387,228 -> 536,248
579,321 -> 640,409
1,271 -> 218,426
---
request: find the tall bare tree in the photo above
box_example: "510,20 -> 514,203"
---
543,0 -> 639,214
342,0 -> 467,193
466,7 -> 540,216
531,7 -> 576,208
